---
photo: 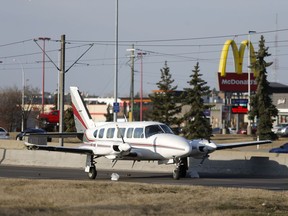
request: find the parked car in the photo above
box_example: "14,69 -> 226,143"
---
0,127 -> 10,139
272,123 -> 288,134
276,126 -> 288,137
16,128 -> 47,141
212,127 -> 221,134
269,143 -> 288,153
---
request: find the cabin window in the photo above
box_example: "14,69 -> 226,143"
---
99,128 -> 105,138
106,128 -> 115,138
134,128 -> 144,138
93,130 -> 98,138
126,128 -> 134,138
117,128 -> 126,138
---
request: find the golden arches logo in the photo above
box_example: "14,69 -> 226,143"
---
219,40 -> 257,77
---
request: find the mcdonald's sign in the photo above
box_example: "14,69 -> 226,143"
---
219,40 -> 257,77
218,40 -> 258,92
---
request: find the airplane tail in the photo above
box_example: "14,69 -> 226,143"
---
70,86 -> 95,135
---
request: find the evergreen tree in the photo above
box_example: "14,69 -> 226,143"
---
181,62 -> 212,140
149,61 -> 181,127
104,104 -> 113,122
249,35 -> 278,140
64,107 -> 76,132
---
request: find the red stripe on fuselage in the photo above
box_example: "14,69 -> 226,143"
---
81,141 -> 186,151
72,103 -> 88,130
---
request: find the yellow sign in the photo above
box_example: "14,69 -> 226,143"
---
219,40 -> 257,77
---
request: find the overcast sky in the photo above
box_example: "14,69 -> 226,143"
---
1,0 -> 288,97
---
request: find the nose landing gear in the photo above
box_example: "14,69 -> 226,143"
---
172,157 -> 188,180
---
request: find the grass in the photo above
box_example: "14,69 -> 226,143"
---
0,178 -> 288,216
1,134 -> 288,215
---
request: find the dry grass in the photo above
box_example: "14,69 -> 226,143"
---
0,178 -> 287,216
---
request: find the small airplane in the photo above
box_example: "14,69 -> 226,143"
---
25,86 -> 272,180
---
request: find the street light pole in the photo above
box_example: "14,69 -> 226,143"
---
13,59 -> 25,132
38,37 -> 51,114
247,31 -> 256,135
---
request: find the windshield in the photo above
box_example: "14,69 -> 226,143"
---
145,124 -> 174,138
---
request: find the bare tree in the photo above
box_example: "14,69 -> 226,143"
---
0,85 -> 41,131
0,86 -> 22,131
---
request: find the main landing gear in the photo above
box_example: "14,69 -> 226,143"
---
88,166 -> 97,179
86,155 -> 97,180
172,157 -> 188,180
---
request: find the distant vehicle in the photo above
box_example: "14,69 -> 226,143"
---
272,123 -> 288,134
276,126 -> 288,137
0,127 -> 9,139
269,143 -> 288,154
237,128 -> 247,134
228,127 -> 237,134
16,128 -> 47,141
212,127 -> 221,134
38,110 -> 59,125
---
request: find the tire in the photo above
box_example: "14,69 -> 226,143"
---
179,165 -> 187,178
172,169 -> 180,180
88,166 -> 97,179
179,158 -> 188,178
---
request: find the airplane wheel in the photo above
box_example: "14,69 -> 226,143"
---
179,165 -> 187,178
88,166 -> 97,179
179,158 -> 188,178
172,168 -> 180,180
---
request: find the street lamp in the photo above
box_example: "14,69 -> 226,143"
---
13,59 -> 25,132
247,31 -> 256,135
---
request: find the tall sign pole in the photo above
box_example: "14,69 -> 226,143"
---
59,34 -> 65,146
113,0 -> 119,122
247,31 -> 256,135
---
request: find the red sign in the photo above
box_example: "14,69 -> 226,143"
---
231,99 -> 248,114
218,72 -> 257,92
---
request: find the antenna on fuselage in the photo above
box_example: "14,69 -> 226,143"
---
116,124 -> 125,143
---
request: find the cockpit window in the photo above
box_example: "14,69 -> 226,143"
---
159,124 -> 174,134
145,125 -> 164,138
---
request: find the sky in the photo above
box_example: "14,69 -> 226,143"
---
1,0 -> 288,97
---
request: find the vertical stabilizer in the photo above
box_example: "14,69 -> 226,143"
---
70,86 -> 95,133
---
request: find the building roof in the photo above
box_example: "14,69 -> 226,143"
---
269,82 -> 288,93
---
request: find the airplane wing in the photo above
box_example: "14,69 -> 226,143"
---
215,140 -> 272,150
25,132 -> 83,139
25,142 -> 93,154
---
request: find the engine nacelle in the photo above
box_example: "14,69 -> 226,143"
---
118,143 -> 131,152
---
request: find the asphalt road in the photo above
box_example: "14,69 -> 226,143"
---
0,165 -> 287,191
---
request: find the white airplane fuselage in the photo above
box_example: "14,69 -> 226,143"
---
78,121 -> 192,161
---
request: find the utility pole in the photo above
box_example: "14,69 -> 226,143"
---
127,45 -> 135,121
59,34 -> 65,146
38,37 -> 51,114
137,51 -> 146,121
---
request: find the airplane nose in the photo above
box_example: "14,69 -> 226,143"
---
181,138 -> 193,156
